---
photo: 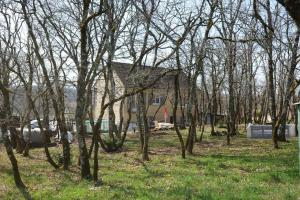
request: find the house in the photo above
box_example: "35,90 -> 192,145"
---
93,62 -> 194,130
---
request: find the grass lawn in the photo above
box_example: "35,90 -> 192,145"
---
0,126 -> 299,200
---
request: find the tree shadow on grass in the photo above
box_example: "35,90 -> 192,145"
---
1,167 -> 32,200
18,187 -> 33,200
201,153 -> 300,180
135,158 -> 166,177
207,153 -> 296,166
23,154 -> 45,161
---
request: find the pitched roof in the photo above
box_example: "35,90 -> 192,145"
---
111,62 -> 189,89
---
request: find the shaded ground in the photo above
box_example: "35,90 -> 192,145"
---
0,127 -> 299,200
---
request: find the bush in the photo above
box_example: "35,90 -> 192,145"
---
103,138 -> 122,152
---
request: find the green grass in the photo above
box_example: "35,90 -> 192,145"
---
0,126 -> 299,200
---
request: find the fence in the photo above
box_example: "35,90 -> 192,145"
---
246,124 -> 296,139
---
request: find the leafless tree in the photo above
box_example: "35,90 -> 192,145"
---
0,4 -> 25,188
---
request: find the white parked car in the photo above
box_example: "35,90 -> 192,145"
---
16,120 -> 73,145
16,120 -> 48,145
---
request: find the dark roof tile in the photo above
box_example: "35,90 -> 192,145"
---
111,62 -> 189,89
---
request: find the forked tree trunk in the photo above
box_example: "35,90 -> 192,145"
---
254,0 -> 278,148
73,0 -> 93,179
21,1 -> 72,169
278,32 -> 299,141
266,2 -> 279,148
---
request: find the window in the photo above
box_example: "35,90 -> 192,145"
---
152,96 -> 161,105
152,95 -> 166,105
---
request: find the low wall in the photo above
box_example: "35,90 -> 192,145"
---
246,124 -> 296,138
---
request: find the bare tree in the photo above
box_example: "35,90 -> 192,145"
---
0,5 -> 25,188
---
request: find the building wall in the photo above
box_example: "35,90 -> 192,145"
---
121,88 -> 187,124
93,71 -> 125,123
93,71 -> 199,127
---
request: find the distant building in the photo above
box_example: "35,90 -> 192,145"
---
93,62 -> 195,128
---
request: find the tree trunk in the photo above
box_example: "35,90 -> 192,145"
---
247,44 -> 254,124
93,119 -> 101,182
211,83 -> 217,135
278,32 -> 300,141
2,126 -> 26,188
227,42 -> 236,144
266,1 -> 278,148
185,75 -> 197,154
0,88 -> 26,188
173,70 -> 186,158
138,92 -> 150,161
136,100 -> 145,151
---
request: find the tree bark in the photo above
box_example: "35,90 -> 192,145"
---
0,87 -> 26,188
227,41 -> 237,144
173,53 -> 186,158
138,92 -> 150,161
278,32 -> 300,141
75,0 -> 92,179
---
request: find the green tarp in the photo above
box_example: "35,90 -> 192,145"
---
85,119 -> 109,134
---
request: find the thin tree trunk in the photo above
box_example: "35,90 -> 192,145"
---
211,84 -> 217,135
185,76 -> 197,154
0,87 -> 25,188
74,0 -> 93,179
136,101 -> 144,151
227,42 -> 236,144
278,32 -> 299,141
173,64 -> 185,158
2,126 -> 26,188
138,92 -> 150,161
